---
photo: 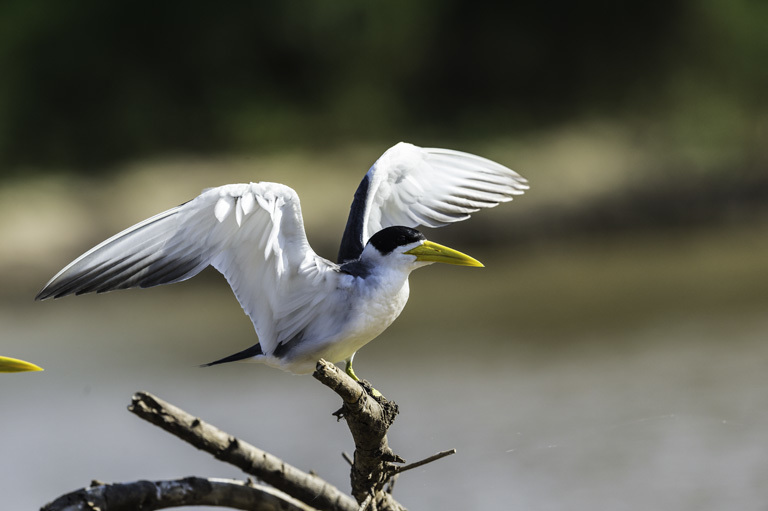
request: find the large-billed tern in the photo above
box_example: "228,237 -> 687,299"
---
36,142 -> 528,379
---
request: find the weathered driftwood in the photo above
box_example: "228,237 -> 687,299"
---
41,477 -> 315,511
127,390 -> 357,511
42,359 -> 455,511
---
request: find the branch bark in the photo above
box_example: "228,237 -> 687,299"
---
43,360 -> 457,510
128,391 -> 358,511
312,360 -> 408,510
41,477 -> 315,511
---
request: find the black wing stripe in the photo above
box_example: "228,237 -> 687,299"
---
76,254 -> 157,295
337,173 -> 370,263
45,241 -> 166,297
42,254 -> 139,299
138,255 -> 207,288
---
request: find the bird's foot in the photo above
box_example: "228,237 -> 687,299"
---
344,358 -> 382,398
359,380 -> 383,399
345,361 -> 360,381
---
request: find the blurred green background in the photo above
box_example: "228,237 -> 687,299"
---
1,2 -> 767,510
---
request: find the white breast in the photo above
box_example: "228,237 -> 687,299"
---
325,267 -> 411,362
272,267 -> 411,373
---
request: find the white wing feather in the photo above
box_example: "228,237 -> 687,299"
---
36,182 -> 340,356
364,142 -> 527,243
337,142 -> 528,262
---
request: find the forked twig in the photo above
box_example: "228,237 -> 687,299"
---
128,391 -> 357,511
44,361 -> 457,511
394,448 -> 457,474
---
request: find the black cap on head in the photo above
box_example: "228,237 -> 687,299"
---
368,226 -> 425,255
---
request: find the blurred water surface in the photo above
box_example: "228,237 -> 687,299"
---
2,211 -> 767,510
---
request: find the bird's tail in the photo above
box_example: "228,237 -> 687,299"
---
201,343 -> 264,367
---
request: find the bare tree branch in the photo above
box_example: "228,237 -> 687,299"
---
44,362 -> 458,510
41,477 -> 316,511
394,449 -> 457,474
358,492 -> 375,511
128,391 -> 358,511
312,360 -> 407,511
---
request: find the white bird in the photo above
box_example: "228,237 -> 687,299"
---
36,142 -> 528,379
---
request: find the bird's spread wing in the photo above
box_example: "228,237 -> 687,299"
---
36,182 -> 340,355
337,142 -> 529,263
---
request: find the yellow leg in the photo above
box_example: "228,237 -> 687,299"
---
345,353 -> 381,398
345,354 -> 360,381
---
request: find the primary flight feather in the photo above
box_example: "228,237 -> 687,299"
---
37,142 -> 528,377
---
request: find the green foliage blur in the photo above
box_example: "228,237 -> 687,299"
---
0,0 -> 765,174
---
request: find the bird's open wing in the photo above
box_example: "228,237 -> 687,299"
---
36,182 -> 340,354
337,142 -> 529,263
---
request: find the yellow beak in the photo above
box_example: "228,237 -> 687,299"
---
404,240 -> 484,267
0,356 -> 43,373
